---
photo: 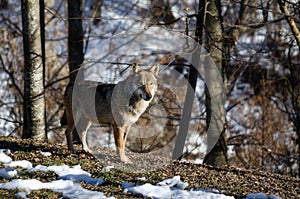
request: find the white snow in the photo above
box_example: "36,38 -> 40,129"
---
31,164 -> 104,185
15,191 -> 29,199
246,193 -> 282,199
0,179 -> 113,199
40,151 -> 52,157
0,150 -> 32,169
0,152 -> 12,164
0,149 -> 283,199
156,175 -> 188,189
124,176 -> 234,199
135,176 -> 146,181
0,168 -> 18,179
101,165 -> 114,172
5,160 -> 32,169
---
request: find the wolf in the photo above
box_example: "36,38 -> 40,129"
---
62,63 -> 160,163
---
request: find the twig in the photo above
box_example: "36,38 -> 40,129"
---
278,0 -> 300,49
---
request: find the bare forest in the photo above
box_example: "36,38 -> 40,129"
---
0,0 -> 299,178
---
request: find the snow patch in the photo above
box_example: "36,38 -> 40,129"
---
5,160 -> 33,169
124,176 -> 234,199
40,151 -> 52,157
31,164 -> 104,185
0,168 -> 18,179
0,179 -> 114,199
246,193 -> 282,199
0,151 -> 12,164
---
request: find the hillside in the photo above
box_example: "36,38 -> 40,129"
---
0,136 -> 299,198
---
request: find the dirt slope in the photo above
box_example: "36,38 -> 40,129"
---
0,136 -> 299,198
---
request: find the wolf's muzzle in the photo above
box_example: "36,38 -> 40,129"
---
134,87 -> 152,101
142,93 -> 152,101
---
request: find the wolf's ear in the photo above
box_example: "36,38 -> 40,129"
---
130,63 -> 142,74
149,63 -> 160,77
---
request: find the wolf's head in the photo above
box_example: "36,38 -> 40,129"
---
127,63 -> 159,102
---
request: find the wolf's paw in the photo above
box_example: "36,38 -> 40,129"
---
83,146 -> 93,154
119,152 -> 132,164
117,148 -> 133,163
68,145 -> 75,153
120,156 -> 133,164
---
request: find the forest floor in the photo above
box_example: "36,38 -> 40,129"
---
0,136 -> 299,198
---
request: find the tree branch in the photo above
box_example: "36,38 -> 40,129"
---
0,54 -> 24,99
278,0 -> 300,49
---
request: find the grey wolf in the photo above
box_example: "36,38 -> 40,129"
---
62,63 -> 160,163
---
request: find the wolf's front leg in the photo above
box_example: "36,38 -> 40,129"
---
113,126 -> 132,163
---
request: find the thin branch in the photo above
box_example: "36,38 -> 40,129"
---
0,54 -> 24,99
0,13 -> 22,36
47,60 -> 68,86
44,0 -> 64,27
278,0 -> 300,49
0,116 -> 22,125
45,75 -> 70,89
226,95 -> 253,112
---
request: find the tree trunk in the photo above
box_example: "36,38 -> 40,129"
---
66,0 -> 84,143
21,0 -> 46,140
203,0 -> 228,167
68,0 -> 84,83
171,0 -> 205,160
0,0 -> 8,10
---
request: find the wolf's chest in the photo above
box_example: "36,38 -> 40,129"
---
125,100 -> 149,123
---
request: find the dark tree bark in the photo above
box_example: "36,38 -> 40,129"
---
21,0 -> 46,140
203,0 -> 228,167
68,0 -> 84,84
66,0 -> 84,143
0,0 -> 8,10
171,0 -> 205,160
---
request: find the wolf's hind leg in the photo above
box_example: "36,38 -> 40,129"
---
65,109 -> 75,152
65,125 -> 75,152
76,118 -> 92,153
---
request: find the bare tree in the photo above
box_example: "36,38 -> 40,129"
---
21,0 -> 46,140
1,0 -> 298,176
222,0 -> 299,177
278,0 -> 300,48
278,0 -> 300,176
67,0 -> 84,83
61,0 -> 85,143
202,0 -> 228,166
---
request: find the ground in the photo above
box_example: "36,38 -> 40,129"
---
0,136 -> 299,198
